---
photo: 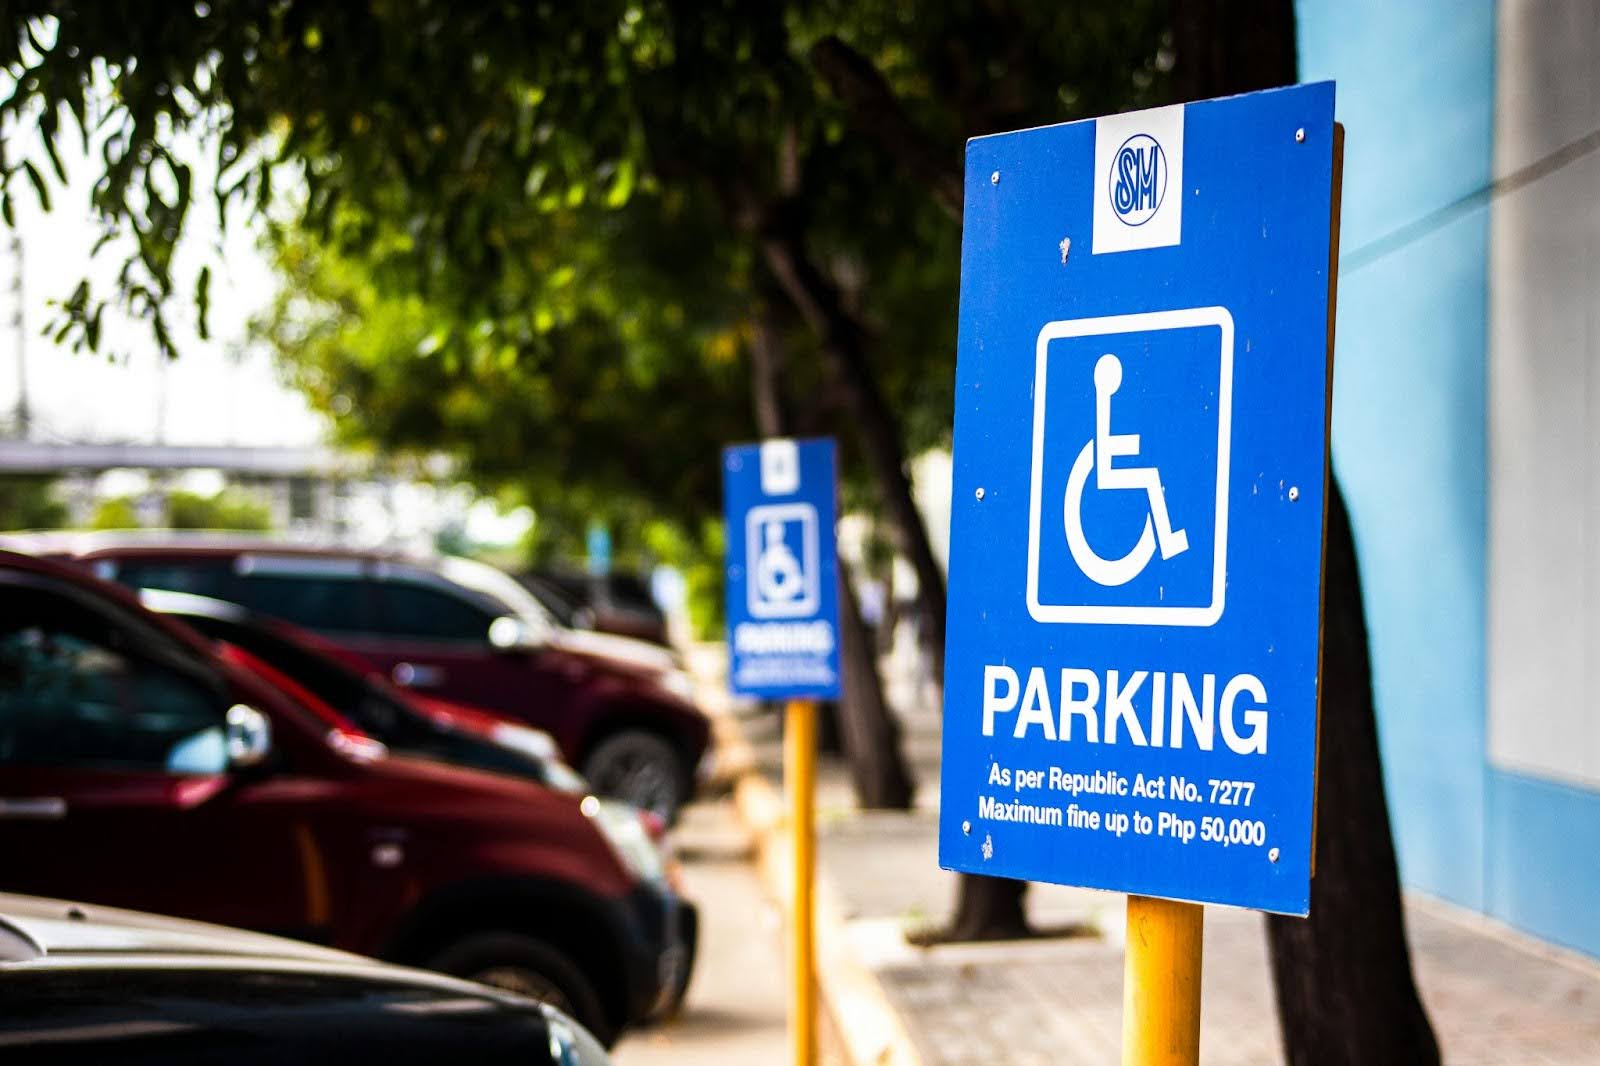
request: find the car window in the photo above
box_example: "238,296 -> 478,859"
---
236,575 -> 374,633
0,587 -> 227,774
372,581 -> 494,642
108,558 -> 236,600
437,556 -> 557,626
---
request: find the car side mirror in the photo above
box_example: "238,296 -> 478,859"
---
488,615 -> 549,652
226,704 -> 273,769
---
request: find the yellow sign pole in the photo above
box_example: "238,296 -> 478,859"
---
1121,895 -> 1203,1066
785,697 -> 818,1066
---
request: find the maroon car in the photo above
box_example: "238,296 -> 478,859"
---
5,534 -> 710,821
0,550 -> 691,1045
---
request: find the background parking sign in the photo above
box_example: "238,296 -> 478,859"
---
724,438 -> 841,700
940,82 -> 1338,915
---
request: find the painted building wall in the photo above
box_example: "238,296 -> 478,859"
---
1296,0 -> 1496,912
1484,0 -> 1600,956
1299,0 -> 1600,956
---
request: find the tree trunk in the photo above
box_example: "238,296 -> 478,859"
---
939,872 -> 1030,943
748,303 -> 916,810
757,227 -> 946,678
793,35 -> 1072,941
748,309 -> 789,441
759,214 -> 1028,937
1265,483 -> 1440,1065
1167,1 -> 1440,1060
836,555 -> 915,808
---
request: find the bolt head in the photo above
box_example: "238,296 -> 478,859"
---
974,486 -> 986,500
1294,128 -> 1306,143
962,820 -> 972,835
1268,847 -> 1281,863
1288,486 -> 1300,502
990,170 -> 1000,185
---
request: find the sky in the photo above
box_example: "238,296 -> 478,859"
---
0,107 -> 325,449
0,87 -> 541,553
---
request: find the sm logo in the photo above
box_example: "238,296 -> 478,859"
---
1110,134 -> 1166,227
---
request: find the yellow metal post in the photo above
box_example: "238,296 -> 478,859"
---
785,697 -> 818,1066
1122,895 -> 1203,1066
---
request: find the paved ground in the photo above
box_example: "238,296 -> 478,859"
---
613,796 -> 845,1065
612,799 -> 787,1064
737,687 -> 1600,1066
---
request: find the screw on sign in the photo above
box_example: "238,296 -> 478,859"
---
944,83 -> 1342,1065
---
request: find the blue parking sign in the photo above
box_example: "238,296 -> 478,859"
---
723,438 -> 842,700
939,82 -> 1339,915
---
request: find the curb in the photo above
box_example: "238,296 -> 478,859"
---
723,724 -> 925,1066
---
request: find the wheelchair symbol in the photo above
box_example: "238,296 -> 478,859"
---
746,503 -> 820,618
1063,353 -> 1189,587
1027,307 -> 1232,626
756,521 -> 807,603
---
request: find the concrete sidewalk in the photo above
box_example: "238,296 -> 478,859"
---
733,700 -> 1600,1066
613,795 -> 848,1065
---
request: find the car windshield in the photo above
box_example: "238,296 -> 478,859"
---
437,556 -> 558,628
516,574 -> 583,628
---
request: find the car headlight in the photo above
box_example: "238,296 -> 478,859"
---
582,795 -> 666,883
658,668 -> 696,703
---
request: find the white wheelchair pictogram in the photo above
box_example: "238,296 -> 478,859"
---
755,521 -> 806,604
1063,353 -> 1189,587
745,502 -> 820,619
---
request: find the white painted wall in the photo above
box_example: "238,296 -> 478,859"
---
1487,0 -> 1600,788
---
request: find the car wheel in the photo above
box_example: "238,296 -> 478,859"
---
583,729 -> 685,822
428,932 -> 615,1046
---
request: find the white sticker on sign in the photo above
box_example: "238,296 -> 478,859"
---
759,439 -> 801,495
1093,103 -> 1185,254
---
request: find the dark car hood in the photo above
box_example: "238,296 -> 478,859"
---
350,748 -> 575,810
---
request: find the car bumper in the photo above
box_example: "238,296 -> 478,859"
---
666,900 -> 698,1013
615,884 -> 698,1022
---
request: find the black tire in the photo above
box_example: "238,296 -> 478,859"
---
428,931 -> 616,1046
582,728 -> 685,823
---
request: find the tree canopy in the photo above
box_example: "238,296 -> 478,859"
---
0,1 -> 1168,556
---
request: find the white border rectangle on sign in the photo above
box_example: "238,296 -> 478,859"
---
1025,306 -> 1234,626
745,502 -> 821,619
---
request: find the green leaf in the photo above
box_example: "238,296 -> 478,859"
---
20,161 -> 50,211
40,121 -> 67,184
604,158 -> 636,208
195,265 -> 212,341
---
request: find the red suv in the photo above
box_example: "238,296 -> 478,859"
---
0,551 -> 691,1045
8,534 -> 711,821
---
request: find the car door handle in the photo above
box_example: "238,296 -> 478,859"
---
0,797 -> 68,820
392,662 -> 445,689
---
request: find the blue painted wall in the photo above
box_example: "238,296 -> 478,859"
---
1295,0 -> 1496,909
1487,771 -> 1600,956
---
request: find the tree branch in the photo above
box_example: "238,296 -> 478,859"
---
756,202 -> 947,675
808,35 -> 964,221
